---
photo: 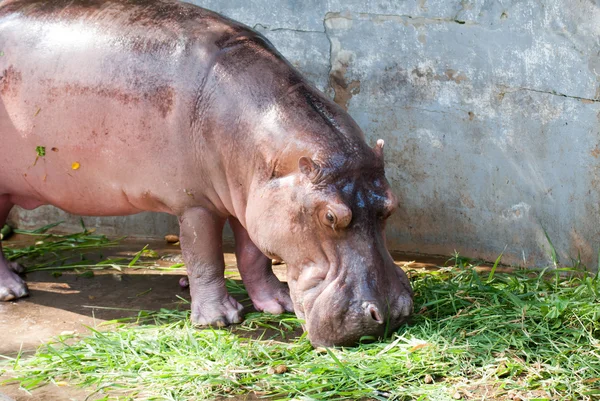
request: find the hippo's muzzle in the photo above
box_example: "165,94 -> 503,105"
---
291,258 -> 414,347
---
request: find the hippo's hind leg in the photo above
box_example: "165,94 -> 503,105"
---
229,217 -> 293,315
179,208 -> 244,326
0,196 -> 28,301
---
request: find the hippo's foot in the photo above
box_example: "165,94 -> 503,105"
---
247,277 -> 294,315
0,263 -> 29,301
191,293 -> 244,327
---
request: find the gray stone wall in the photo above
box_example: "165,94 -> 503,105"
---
9,0 -> 600,267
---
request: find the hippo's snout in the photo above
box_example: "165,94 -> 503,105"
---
300,276 -> 414,347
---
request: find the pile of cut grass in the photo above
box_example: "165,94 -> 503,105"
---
1,228 -> 600,400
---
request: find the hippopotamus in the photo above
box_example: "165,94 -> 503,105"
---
0,0 -> 413,346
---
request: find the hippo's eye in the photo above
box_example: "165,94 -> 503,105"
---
320,203 -> 351,230
326,211 -> 336,225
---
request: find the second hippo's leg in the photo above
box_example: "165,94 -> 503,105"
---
229,217 -> 293,314
179,208 -> 244,326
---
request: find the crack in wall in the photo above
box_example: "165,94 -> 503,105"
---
323,14 -> 361,111
503,87 -> 600,103
324,16 -> 334,100
400,106 -> 469,116
269,27 -> 325,34
252,23 -> 325,34
325,11 -> 476,26
252,22 -> 325,33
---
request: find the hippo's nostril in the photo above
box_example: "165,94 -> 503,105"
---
364,303 -> 384,324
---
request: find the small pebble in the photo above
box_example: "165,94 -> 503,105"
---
267,365 -> 288,375
453,391 -> 462,400
165,234 -> 179,243
179,276 -> 189,288
274,364 -> 288,374
424,374 -> 433,384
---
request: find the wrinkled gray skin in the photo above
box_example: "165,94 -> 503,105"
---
0,0 -> 413,346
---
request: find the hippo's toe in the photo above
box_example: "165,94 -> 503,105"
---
0,270 -> 29,301
191,294 -> 244,327
250,282 -> 293,315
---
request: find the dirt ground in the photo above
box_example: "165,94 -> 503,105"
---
0,235 -> 446,401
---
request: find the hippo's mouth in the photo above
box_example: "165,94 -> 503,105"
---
295,278 -> 351,342
289,276 -> 333,331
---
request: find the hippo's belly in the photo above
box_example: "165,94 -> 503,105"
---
0,75 -> 187,215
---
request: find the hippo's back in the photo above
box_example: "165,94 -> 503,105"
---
0,0 -> 238,39
0,0 -> 248,93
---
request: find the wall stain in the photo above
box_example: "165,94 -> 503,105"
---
460,193 -> 475,209
411,66 -> 469,85
329,63 -> 360,112
444,69 -> 468,84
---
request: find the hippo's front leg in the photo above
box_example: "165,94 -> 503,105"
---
229,218 -> 293,315
179,208 -> 244,326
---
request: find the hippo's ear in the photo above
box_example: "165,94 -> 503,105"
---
373,139 -> 385,166
299,157 -> 320,181
373,139 -> 384,157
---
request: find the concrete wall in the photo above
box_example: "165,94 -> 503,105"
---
9,0 -> 600,267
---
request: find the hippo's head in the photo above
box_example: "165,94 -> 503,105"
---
246,137 -> 413,347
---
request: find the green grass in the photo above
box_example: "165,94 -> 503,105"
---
2,221 -> 181,272
1,228 -> 600,400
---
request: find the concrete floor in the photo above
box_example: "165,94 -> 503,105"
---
0,235 -> 446,400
